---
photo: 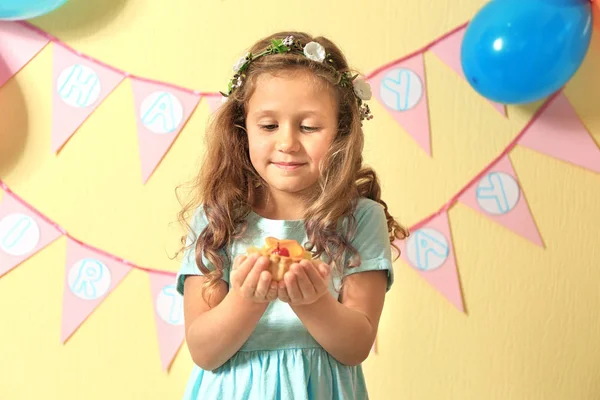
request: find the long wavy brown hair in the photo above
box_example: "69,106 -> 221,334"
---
177,31 -> 408,303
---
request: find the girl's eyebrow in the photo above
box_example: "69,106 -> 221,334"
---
251,109 -> 327,118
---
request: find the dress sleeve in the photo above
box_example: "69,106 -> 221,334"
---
176,207 -> 230,295
343,202 -> 394,292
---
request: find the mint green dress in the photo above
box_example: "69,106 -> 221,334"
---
176,198 -> 394,400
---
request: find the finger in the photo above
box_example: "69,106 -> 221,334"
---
284,271 -> 303,303
292,263 -> 316,298
254,270 -> 272,299
315,261 -> 330,278
319,263 -> 331,279
240,256 -> 266,297
266,282 -> 278,301
278,281 -> 291,303
236,253 -> 258,280
245,255 -> 268,283
301,260 -> 327,292
232,255 -> 247,270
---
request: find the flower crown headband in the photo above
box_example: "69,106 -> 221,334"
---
221,35 -> 374,122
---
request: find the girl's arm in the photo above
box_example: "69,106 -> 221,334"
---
183,254 -> 277,370
279,262 -> 387,366
292,270 -> 387,366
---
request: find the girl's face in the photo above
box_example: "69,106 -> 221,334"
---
245,70 -> 338,200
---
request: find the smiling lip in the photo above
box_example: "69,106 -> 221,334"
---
272,162 -> 306,170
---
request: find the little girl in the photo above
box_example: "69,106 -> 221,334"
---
176,31 -> 408,399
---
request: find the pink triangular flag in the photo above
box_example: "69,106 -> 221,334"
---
61,238 -> 132,343
369,53 -> 432,155
396,212 -> 464,311
148,271 -> 185,371
518,94 -> 600,173
458,155 -> 544,246
0,193 -> 62,277
51,44 -> 124,153
0,22 -> 50,87
429,27 -> 506,116
203,93 -> 225,113
131,79 -> 200,183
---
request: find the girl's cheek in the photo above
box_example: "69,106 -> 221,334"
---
258,139 -> 271,150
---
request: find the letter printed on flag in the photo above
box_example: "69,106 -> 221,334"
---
61,238 -> 131,342
148,271 -> 185,370
131,79 -> 201,183
458,155 -> 544,246
52,44 -> 125,153
0,192 -> 62,278
369,53 -> 433,155
395,211 -> 464,311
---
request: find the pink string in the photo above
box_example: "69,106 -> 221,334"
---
0,91 -> 560,271
2,20 -> 560,265
16,19 -> 469,92
408,91 -> 561,232
16,21 -> 219,98
366,22 -> 468,80
0,181 -> 176,277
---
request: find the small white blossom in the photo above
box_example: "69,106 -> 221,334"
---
233,53 -> 249,73
283,36 -> 294,46
303,41 -> 326,63
353,79 -> 372,101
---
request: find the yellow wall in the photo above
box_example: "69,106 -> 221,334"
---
1,0 -> 600,398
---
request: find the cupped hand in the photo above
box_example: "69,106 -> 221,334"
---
277,260 -> 331,305
230,254 -> 278,303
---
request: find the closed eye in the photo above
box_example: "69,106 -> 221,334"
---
259,124 -> 278,132
301,126 -> 320,133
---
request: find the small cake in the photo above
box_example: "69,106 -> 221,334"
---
247,237 -> 313,281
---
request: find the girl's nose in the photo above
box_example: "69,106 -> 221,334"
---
276,126 -> 300,153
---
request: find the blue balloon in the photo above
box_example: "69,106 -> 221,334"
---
0,0 -> 67,21
461,0 -> 593,104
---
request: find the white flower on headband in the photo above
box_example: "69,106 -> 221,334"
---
283,36 -> 294,46
233,53 -> 249,73
303,42 -> 326,63
353,79 -> 372,101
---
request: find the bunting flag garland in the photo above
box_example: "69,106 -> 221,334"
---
397,211 -> 464,311
148,271 -> 186,371
0,21 -> 49,88
518,93 -> 600,173
203,93 -> 225,113
0,191 -> 62,278
52,44 -> 125,153
1,19 -> 600,368
368,53 -> 432,155
130,78 -> 201,183
61,237 -> 133,343
457,155 -> 544,247
428,26 -> 506,116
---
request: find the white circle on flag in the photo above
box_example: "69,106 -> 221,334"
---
0,213 -> 40,256
156,283 -> 184,325
140,91 -> 184,134
476,171 -> 520,215
379,68 -> 423,111
57,64 -> 102,108
405,227 -> 449,271
68,258 -> 112,300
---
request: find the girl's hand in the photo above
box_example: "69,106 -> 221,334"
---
278,260 -> 331,305
230,254 -> 278,303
